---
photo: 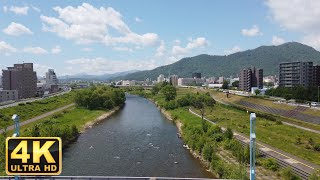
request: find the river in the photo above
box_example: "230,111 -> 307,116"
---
62,94 -> 214,178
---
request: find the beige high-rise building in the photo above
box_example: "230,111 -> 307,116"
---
2,63 -> 37,99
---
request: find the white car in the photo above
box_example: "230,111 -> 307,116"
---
311,102 -> 318,107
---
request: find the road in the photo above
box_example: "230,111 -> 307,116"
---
189,108 -> 319,179
0,103 -> 75,134
0,88 -> 71,109
210,92 -> 320,134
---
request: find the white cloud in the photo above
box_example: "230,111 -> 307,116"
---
172,37 -> 208,56
31,5 -> 40,12
9,6 -> 29,15
51,45 -> 61,54
82,47 -> 92,52
3,6 -> 7,13
113,47 -> 133,52
0,41 -> 17,56
65,57 -> 158,75
34,63 -> 52,76
40,3 -> 158,47
23,47 -> 48,54
135,17 -> 142,23
224,46 -> 242,55
241,25 -> 263,37
155,40 -> 165,57
271,36 -> 285,45
266,0 -> 320,50
3,22 -> 33,36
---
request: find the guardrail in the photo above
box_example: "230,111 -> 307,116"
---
0,176 -> 218,180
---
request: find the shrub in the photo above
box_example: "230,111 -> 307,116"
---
313,144 -> 320,151
202,143 -> 214,162
280,167 -> 300,180
262,158 -> 279,171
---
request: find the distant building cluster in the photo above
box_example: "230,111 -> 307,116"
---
1,63 -> 61,103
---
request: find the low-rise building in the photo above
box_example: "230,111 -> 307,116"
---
178,78 -> 205,86
122,80 -> 136,86
0,90 -> 18,103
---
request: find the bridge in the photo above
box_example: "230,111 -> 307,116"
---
0,177 -> 218,180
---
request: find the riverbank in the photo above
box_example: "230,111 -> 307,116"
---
82,107 -> 120,133
147,97 -> 218,178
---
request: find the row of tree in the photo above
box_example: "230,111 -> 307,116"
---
265,86 -> 318,102
75,86 -> 126,110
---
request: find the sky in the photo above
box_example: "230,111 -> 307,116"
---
0,0 -> 319,76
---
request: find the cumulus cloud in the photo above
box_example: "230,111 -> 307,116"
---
135,17 -> 142,23
23,47 -> 48,54
3,22 -> 33,36
266,0 -> 320,50
155,40 -> 166,57
172,37 -> 208,56
51,45 -> 61,54
0,41 -> 17,56
65,57 -> 158,74
40,3 -> 158,47
9,6 -> 29,15
224,46 -> 242,55
241,25 -> 263,37
271,36 -> 285,45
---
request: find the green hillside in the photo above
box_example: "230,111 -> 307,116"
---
116,42 -> 320,80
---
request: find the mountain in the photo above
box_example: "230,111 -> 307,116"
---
59,70 -> 139,80
115,42 -> 320,81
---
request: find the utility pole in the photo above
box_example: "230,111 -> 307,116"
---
250,113 -> 256,180
318,86 -> 319,104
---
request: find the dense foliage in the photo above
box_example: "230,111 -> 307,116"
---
265,86 -> 318,102
75,86 -> 126,110
115,42 -> 320,80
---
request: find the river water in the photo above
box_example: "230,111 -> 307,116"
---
62,94 -> 214,178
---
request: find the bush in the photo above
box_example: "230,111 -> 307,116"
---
163,100 -> 178,110
224,127 -> 233,140
313,144 -> 320,151
202,143 -> 214,162
280,167 -> 300,180
262,158 -> 279,171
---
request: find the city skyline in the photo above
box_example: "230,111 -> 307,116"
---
0,0 -> 319,76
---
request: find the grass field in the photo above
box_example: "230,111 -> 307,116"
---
192,103 -> 320,165
0,92 -> 75,129
211,90 -> 295,111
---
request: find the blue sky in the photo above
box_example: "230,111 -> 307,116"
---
0,0 -> 318,76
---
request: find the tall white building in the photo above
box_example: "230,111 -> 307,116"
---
157,74 -> 165,83
45,69 -> 59,93
46,69 -> 58,85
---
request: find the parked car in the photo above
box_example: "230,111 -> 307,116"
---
311,102 -> 318,107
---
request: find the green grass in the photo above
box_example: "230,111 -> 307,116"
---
193,104 -> 320,165
16,107 -> 105,136
0,92 -> 75,129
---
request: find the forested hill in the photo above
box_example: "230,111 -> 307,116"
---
115,42 -> 320,80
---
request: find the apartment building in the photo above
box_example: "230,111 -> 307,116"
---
2,63 -> 37,99
239,67 -> 263,92
169,75 -> 178,86
0,90 -> 18,103
279,61 -> 313,87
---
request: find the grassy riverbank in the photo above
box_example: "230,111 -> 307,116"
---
0,92 -> 75,129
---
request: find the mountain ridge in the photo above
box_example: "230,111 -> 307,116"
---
114,42 -> 320,80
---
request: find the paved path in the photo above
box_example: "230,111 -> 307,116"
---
189,108 -> 319,179
0,89 -> 71,109
0,103 -> 75,134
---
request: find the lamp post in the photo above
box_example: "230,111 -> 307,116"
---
250,113 -> 256,180
12,114 -> 20,180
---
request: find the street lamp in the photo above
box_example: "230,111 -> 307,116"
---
12,114 -> 20,137
250,113 -> 256,180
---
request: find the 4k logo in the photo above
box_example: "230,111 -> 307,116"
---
6,137 -> 62,175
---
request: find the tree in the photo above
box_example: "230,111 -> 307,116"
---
151,84 -> 161,95
224,127 -> 233,140
161,85 -> 177,101
232,81 -> 239,88
222,80 -> 229,89
254,89 -> 261,95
